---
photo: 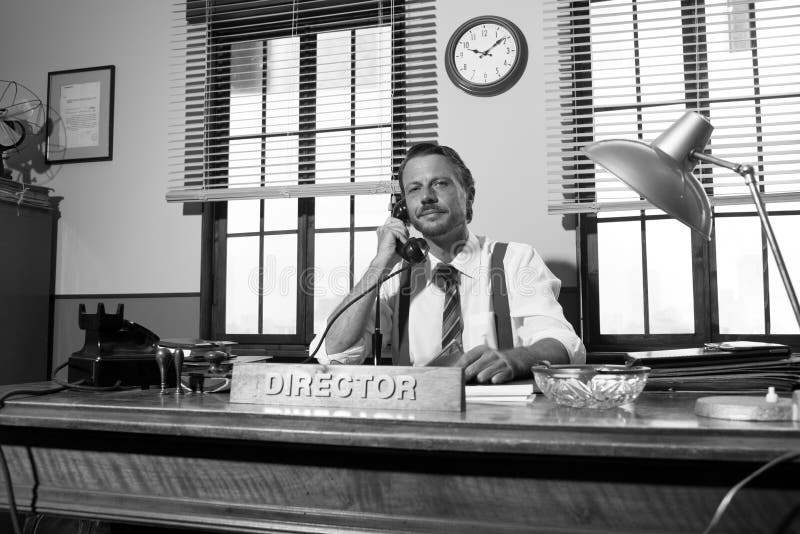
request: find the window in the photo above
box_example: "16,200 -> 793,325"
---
544,0 -> 800,350
170,0 -> 437,355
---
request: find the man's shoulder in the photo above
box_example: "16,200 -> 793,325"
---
478,235 -> 538,258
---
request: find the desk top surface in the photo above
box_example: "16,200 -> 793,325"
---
1,382 -> 798,461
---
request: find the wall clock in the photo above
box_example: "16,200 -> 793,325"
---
445,15 -> 528,97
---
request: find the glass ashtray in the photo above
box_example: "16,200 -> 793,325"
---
531,363 -> 650,409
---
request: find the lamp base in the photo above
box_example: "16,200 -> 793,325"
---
695,394 -> 792,421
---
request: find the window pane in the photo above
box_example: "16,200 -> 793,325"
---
637,1 -> 684,105
356,25 -> 391,126
598,221 -> 644,334
355,127 -> 392,226
761,96 -> 800,210
317,30 -> 351,130
226,236 -> 260,333
754,1 -> 800,97
354,230 -> 378,281
589,0 -> 637,108
316,131 -> 351,228
314,232 -> 351,336
715,216 -> 765,334
228,139 -> 262,233
265,135 -> 298,186
230,41 -> 263,137
262,234 -> 298,334
705,1 -> 760,100
266,37 -> 299,134
264,198 -> 297,232
316,197 -> 351,229
228,200 -> 261,235
708,102 -> 758,213
768,215 -> 800,334
355,195 -> 390,228
645,219 -> 694,333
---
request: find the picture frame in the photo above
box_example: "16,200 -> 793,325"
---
46,65 -> 115,164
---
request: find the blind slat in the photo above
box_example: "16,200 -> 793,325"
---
544,0 -> 800,215
168,0 -> 437,203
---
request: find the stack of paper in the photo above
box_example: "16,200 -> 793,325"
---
645,357 -> 800,393
465,382 -> 535,403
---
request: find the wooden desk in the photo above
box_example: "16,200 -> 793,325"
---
0,383 -> 799,533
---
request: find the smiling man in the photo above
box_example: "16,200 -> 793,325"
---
315,143 -> 585,384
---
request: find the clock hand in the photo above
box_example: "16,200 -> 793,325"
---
482,36 -> 507,56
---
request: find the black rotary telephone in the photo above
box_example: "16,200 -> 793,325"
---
391,198 -> 429,263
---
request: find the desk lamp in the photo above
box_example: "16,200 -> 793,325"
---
582,111 -> 800,421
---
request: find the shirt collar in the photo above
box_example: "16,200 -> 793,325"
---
426,231 -> 481,281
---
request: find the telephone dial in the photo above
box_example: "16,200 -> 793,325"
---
391,198 -> 429,263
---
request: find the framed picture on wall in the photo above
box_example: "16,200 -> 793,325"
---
46,65 -> 115,164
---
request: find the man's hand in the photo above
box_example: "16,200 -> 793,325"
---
375,216 -> 410,266
456,339 -> 570,384
457,345 -> 519,384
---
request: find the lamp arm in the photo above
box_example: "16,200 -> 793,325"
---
690,150 -> 800,330
688,150 -> 742,173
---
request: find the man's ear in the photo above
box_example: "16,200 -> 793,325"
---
466,186 -> 475,223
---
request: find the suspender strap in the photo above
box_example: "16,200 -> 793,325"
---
392,264 -> 413,366
491,242 -> 513,350
393,243 -> 512,363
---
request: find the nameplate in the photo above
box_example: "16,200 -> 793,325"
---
230,363 -> 465,412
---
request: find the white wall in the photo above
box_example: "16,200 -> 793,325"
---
0,0 -> 200,295
0,0 -> 578,296
438,1 -> 578,284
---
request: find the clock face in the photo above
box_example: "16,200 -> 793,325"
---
453,23 -> 519,85
445,16 -> 528,96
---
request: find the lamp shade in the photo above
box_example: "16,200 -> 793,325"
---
582,112 -> 714,240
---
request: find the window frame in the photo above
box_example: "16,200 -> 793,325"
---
575,0 -> 800,352
198,3 -> 408,357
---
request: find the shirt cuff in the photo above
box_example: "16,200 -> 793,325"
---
309,332 -> 369,365
523,328 -> 586,364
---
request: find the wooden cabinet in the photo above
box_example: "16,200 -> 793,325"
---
0,179 -> 58,384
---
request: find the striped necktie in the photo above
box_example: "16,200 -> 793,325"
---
434,264 -> 463,349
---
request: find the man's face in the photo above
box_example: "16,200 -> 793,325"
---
400,154 -> 471,239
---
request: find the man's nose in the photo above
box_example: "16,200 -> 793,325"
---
420,185 -> 437,203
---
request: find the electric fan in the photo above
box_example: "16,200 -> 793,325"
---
0,80 -> 46,181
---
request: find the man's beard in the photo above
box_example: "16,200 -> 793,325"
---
412,213 -> 466,239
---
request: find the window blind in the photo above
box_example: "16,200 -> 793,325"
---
168,0 -> 437,203
543,0 -> 800,214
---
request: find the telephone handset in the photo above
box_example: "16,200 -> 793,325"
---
391,198 -> 429,263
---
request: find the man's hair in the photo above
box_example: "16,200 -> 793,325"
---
396,142 -> 475,222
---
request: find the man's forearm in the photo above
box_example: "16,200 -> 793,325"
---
504,338 -> 570,379
324,259 -> 394,355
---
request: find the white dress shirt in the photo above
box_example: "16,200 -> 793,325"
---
311,232 -> 586,365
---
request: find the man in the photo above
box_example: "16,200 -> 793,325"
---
314,143 -> 585,383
